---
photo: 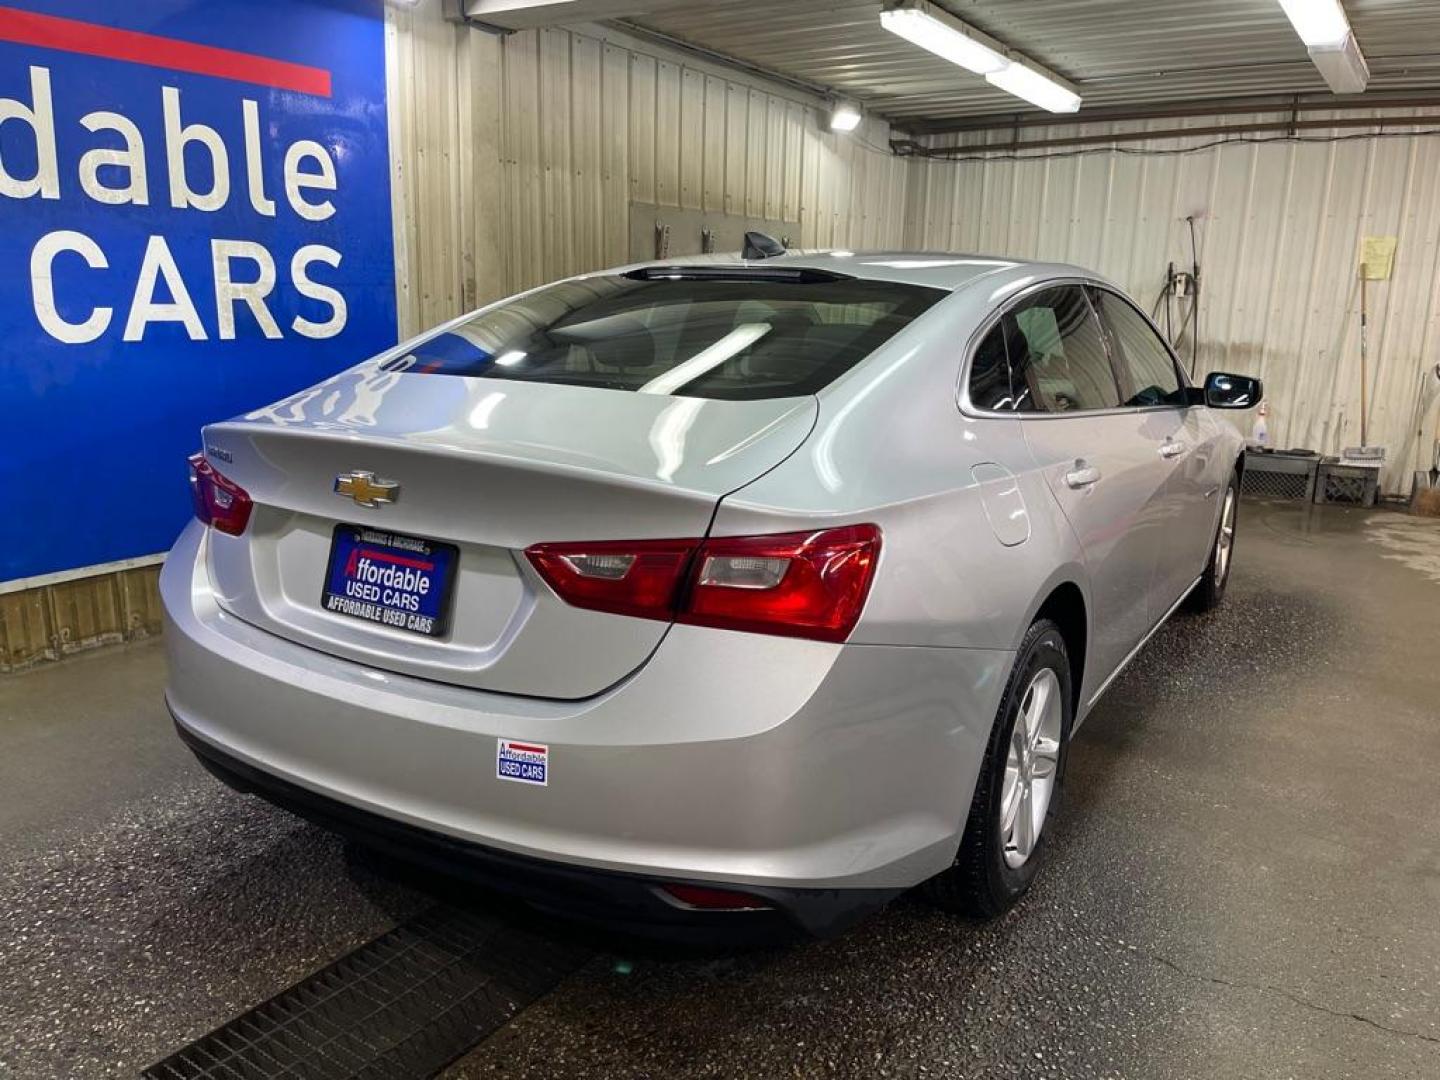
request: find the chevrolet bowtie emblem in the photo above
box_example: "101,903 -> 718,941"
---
334,470 -> 400,508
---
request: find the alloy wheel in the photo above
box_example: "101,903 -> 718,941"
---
1215,487 -> 1237,586
1000,667 -> 1063,869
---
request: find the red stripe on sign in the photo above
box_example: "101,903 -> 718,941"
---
0,6 -> 332,97
506,743 -> 547,754
357,547 -> 434,572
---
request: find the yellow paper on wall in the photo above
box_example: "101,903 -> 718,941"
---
1361,236 -> 1397,280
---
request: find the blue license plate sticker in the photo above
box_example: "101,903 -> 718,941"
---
321,525 -> 458,638
496,739 -> 549,786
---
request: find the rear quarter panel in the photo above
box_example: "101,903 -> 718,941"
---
710,288 -> 1089,656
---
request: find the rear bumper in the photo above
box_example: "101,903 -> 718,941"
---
162,521 -> 1013,932
175,716 -> 890,938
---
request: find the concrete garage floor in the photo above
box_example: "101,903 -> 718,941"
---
2,500 -> 1438,1079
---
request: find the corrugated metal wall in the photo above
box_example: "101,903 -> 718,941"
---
385,1 -> 911,335
906,114 -> 1440,491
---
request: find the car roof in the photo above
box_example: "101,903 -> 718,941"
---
774,250 -> 1112,291
615,250 -> 1106,293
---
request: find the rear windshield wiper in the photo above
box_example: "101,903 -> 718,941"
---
623,265 -> 853,284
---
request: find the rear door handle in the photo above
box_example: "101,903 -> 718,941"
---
1159,440 -> 1187,459
1064,464 -> 1102,489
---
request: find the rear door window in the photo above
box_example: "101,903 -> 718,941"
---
1005,286 -> 1121,413
394,272 -> 945,400
1089,288 -> 1187,407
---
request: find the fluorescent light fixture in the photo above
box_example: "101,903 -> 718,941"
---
1308,33 -> 1369,93
986,61 -> 1081,114
494,349 -> 527,366
829,101 -> 862,132
880,1 -> 1082,114
879,2 -> 1007,75
1276,1 -> 1369,93
1276,0 -> 1351,48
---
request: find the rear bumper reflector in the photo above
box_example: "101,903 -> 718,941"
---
657,883 -> 775,911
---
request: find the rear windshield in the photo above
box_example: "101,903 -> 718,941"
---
391,273 -> 945,400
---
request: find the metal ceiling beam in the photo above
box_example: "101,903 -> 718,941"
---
907,90 -> 1440,135
605,19 -> 843,106
901,111 -> 1440,157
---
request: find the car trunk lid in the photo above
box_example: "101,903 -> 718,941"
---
199,369 -> 816,698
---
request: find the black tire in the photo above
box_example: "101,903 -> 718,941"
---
1187,471 -> 1240,613
921,618 -> 1073,918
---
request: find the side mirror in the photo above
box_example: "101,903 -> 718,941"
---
1203,371 -> 1262,409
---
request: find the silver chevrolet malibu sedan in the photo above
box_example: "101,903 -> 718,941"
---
163,251 -> 1260,937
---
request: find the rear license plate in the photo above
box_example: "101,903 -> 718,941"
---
321,525 -> 459,638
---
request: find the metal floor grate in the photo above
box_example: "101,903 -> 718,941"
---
141,905 -> 589,1080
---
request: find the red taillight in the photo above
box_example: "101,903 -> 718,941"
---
683,526 -> 880,643
524,524 -> 880,642
188,452 -> 253,536
526,539 -> 699,621
658,883 -> 774,911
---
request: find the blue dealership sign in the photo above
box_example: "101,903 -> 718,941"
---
0,0 -> 397,582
